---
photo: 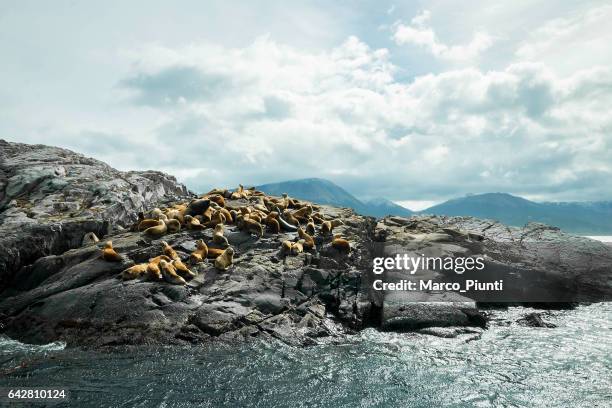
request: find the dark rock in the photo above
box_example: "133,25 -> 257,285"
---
0,139 -> 193,291
517,312 -> 557,328
1,141 -> 610,348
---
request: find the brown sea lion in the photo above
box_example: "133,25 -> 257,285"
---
190,239 -> 208,263
305,220 -> 315,236
143,220 -> 167,237
242,218 -> 263,237
207,247 -> 225,259
266,218 -> 280,234
172,259 -> 196,279
101,241 -> 122,262
159,260 -> 186,285
138,218 -> 161,231
122,263 -> 148,280
213,224 -> 229,247
281,240 -> 292,254
161,241 -> 179,261
164,218 -> 181,233
332,236 -> 350,252
297,227 -> 315,249
291,240 -> 304,255
208,194 -> 225,207
184,215 -> 206,230
206,211 -> 226,228
219,208 -> 233,224
321,220 -> 332,235
214,247 -> 235,271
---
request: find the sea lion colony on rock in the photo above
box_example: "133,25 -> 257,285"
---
97,185 -> 350,286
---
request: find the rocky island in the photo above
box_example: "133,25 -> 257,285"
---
1,140 -> 611,348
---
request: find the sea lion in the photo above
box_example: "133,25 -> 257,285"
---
146,262 -> 163,281
150,208 -> 163,219
159,260 -> 187,285
214,247 -> 235,271
207,247 -> 225,259
161,241 -> 179,261
248,213 -> 262,223
190,239 -> 208,263
184,215 -> 205,230
264,211 -> 278,223
138,218 -> 161,231
164,218 -> 181,233
206,211 -> 226,228
276,193 -> 289,210
147,255 -> 171,280
332,236 -> 350,252
321,220 -> 332,235
166,209 -> 184,222
143,220 -> 167,237
185,198 -> 211,216
297,227 -> 315,249
274,207 -> 298,231
331,219 -> 344,228
263,197 -> 275,211
253,203 -> 268,213
172,259 -> 196,279
312,213 -> 325,224
292,205 -> 312,220
281,240 -> 293,254
266,218 -> 280,234
101,241 -> 122,262
213,224 -> 229,247
81,232 -> 99,247
291,240 -> 304,255
205,188 -> 227,196
282,210 -> 300,227
242,218 -> 263,237
122,263 -> 148,280
208,194 -> 225,207
219,208 -> 233,224
305,220 -> 315,236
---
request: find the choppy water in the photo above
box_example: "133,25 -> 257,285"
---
1,304 -> 611,407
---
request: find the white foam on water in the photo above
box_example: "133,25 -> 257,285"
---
0,334 -> 66,353
584,235 -> 612,242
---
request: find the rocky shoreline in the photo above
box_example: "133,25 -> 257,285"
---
0,140 -> 610,348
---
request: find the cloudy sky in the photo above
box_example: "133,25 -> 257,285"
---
2,1 -> 611,209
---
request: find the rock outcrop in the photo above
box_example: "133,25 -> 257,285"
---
0,140 -> 192,290
0,141 -> 610,347
373,216 -> 612,331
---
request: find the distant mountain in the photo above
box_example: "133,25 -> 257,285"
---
360,197 -> 413,218
256,178 -> 412,218
421,193 -> 612,234
257,178 -> 364,209
256,180 -> 612,234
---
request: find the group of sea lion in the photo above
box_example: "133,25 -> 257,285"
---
99,184 -> 351,286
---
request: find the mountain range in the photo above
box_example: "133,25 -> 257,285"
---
256,178 -> 412,218
256,178 -> 612,234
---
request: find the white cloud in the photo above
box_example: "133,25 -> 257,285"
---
515,5 -> 612,75
2,1 -> 612,203
393,10 -> 494,62
104,35 -> 612,201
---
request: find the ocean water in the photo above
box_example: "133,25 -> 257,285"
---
0,304 -> 610,408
